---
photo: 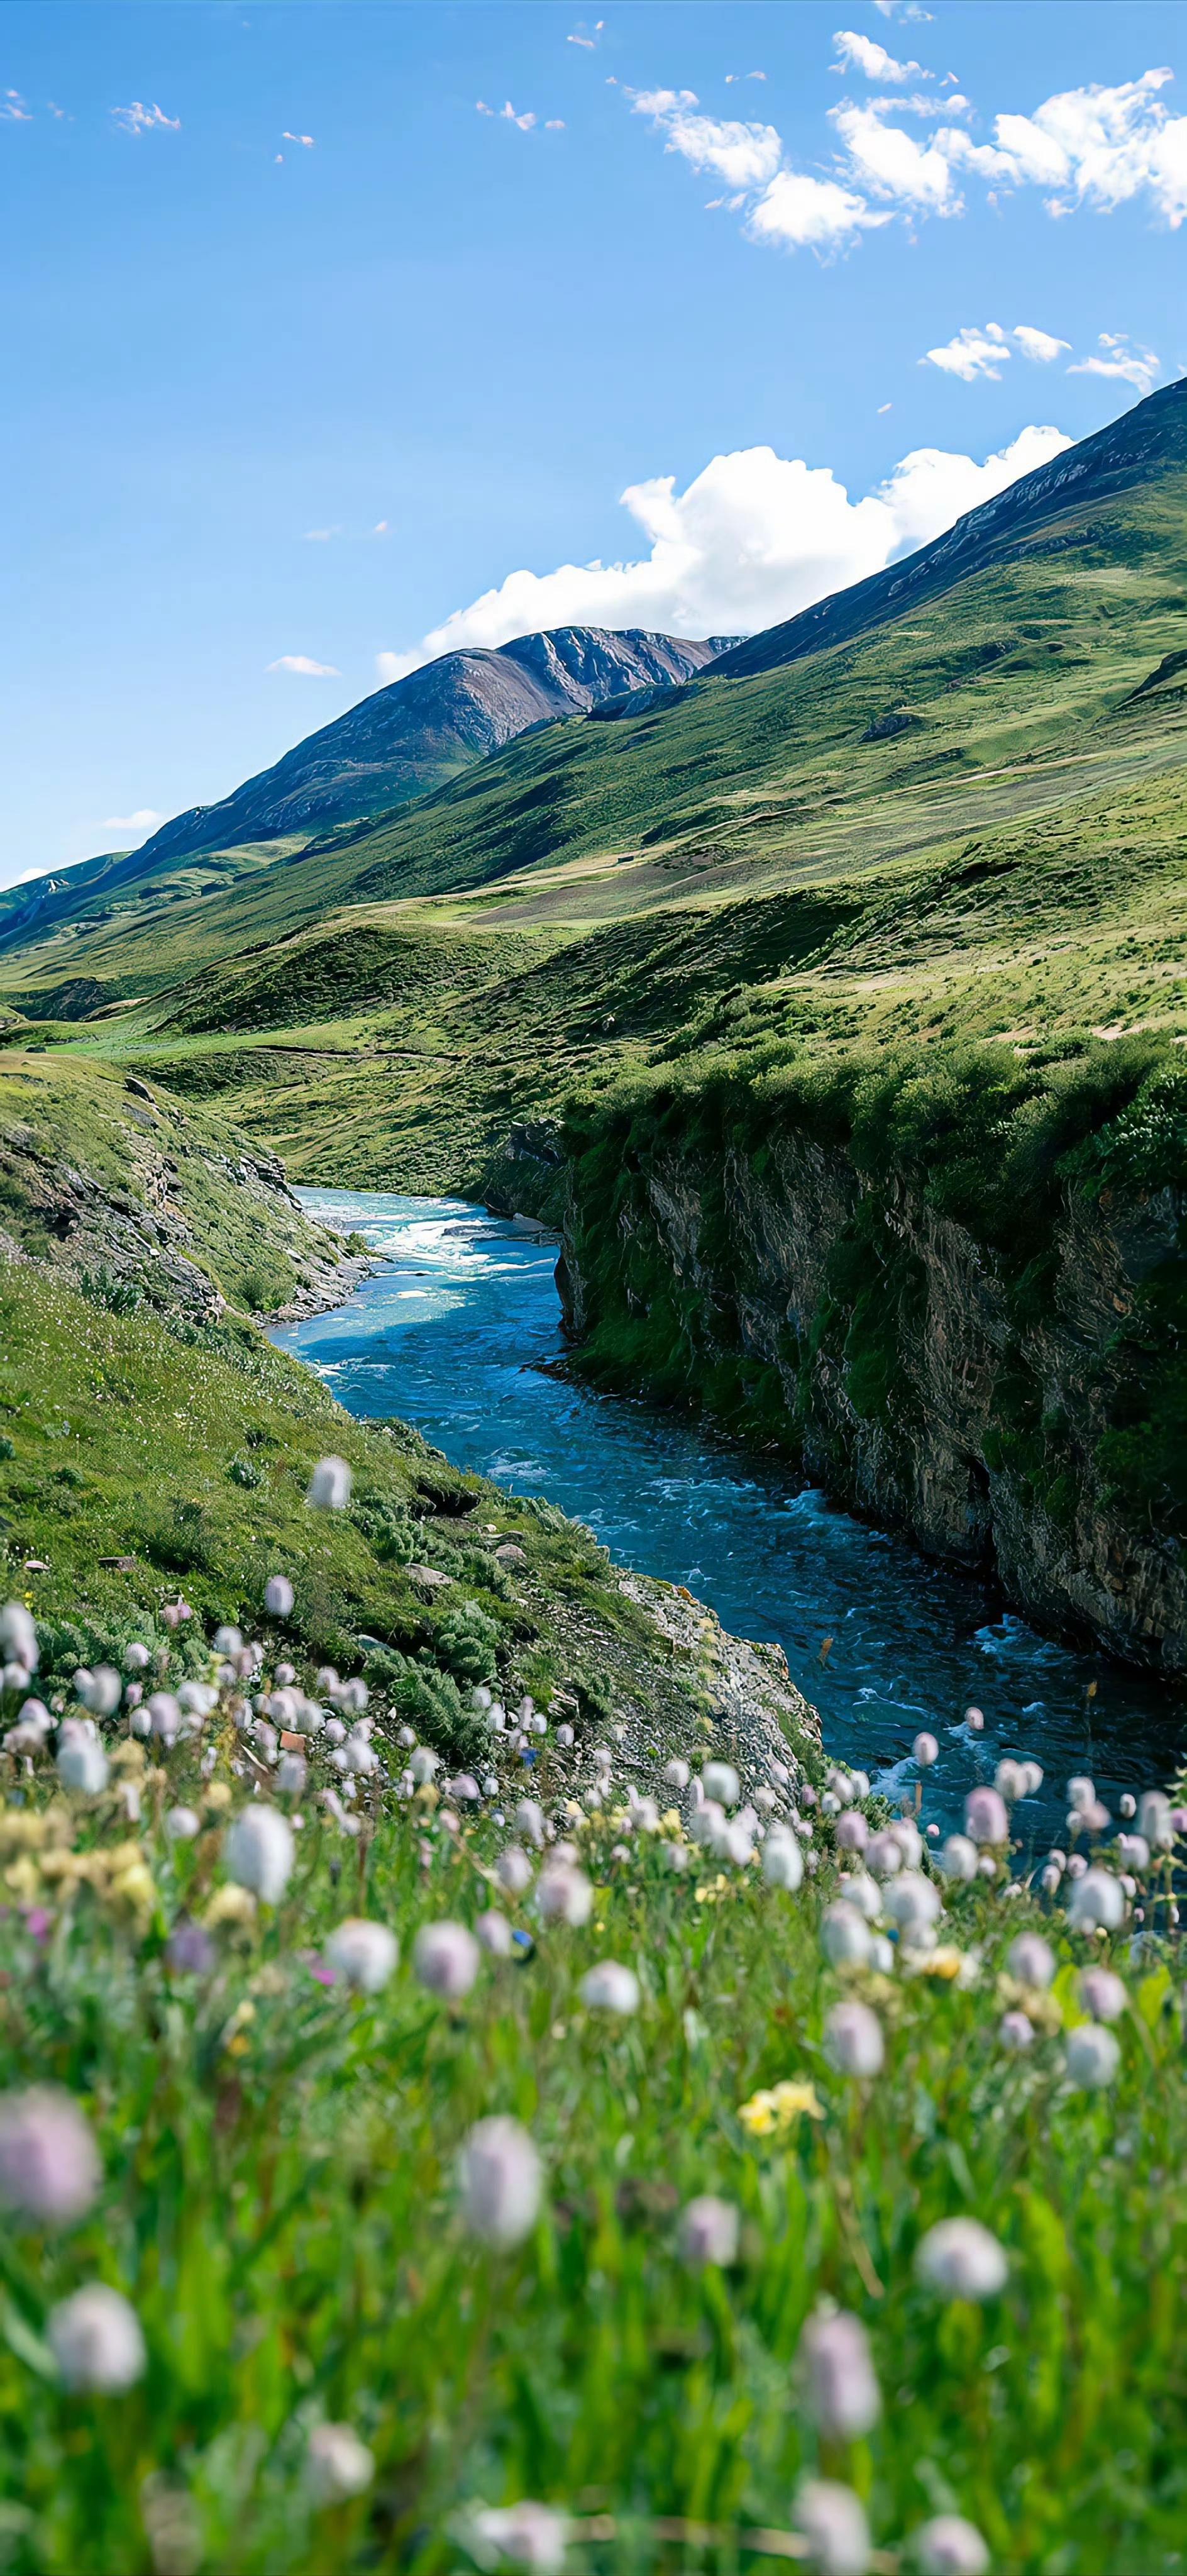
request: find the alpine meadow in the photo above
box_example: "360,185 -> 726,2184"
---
3,9 -> 1187,2573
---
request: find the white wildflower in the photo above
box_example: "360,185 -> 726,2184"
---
825,2000 -> 883,2078
476,1909 -> 514,1957
306,2421 -> 375,2504
795,2478 -> 870,2576
915,2516 -> 990,2575
863,1831 -> 903,1880
1138,1789 -> 1174,1850
459,2116 -> 542,2247
836,1811 -> 868,1853
78,1667 -> 121,1717
820,1904 -> 872,1968
999,2010 -> 1034,2051
497,1846 -> 534,1897
0,2087 -> 99,2225
1079,1965 -> 1126,2022
800,2308 -> 880,2439
48,2284 -> 145,2391
326,1918 -> 398,1994
471,2501 -> 566,2573
762,1827 -> 803,1890
679,2195 -> 739,2268
414,1921 -> 480,1998
939,1834 -> 978,1882
0,1603 -> 37,1674
915,2218 -> 1007,2301
1007,1931 -> 1054,1989
538,1864 -> 593,1927
702,1761 -> 739,1809
580,1962 -> 639,2015
913,1732 -> 939,1768
514,1799 -> 546,1846
165,1806 -> 201,1842
1066,2023 -> 1120,2089
307,1455 -> 352,1510
1067,1867 -> 1125,1931
263,1574 -> 294,1618
663,1757 -> 690,1790
224,1805 -> 294,1904
883,1872 -> 941,1936
964,1787 -> 1009,1846
55,1729 -> 109,1796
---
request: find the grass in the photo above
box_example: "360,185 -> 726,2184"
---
0,1565 -> 1184,2573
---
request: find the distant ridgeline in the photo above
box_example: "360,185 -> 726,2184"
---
3,378 -> 1187,1665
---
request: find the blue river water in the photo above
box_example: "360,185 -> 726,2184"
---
272,1190 -> 1184,1846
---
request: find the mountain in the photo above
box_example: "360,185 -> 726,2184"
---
712,375 -> 1187,680
123,627 -> 737,866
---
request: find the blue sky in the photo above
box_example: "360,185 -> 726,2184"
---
1,0 -> 1184,884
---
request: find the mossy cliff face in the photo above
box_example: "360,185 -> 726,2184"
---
556,1045 -> 1187,1674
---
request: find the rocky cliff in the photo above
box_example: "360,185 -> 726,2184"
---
551,1052 -> 1187,1675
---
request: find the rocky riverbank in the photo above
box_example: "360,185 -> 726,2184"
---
549,1046 -> 1187,1677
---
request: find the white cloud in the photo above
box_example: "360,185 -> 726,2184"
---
748,168 -> 888,249
282,130 -> 314,147
376,423 -> 1071,680
102,810 -> 165,843
2,89 -> 31,122
546,119 -> 566,131
832,31 -> 923,83
984,69 -> 1187,226
268,655 -> 341,676
631,59 -> 1187,255
1068,333 -> 1161,394
923,321 -> 1010,380
872,0 -> 933,18
302,526 -> 341,541
726,72 -> 768,85
567,21 -> 604,47
111,101 -> 180,135
1013,323 -> 1071,363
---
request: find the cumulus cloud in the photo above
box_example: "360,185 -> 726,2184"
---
377,424 -> 1071,680
1013,323 -> 1071,362
102,809 -> 165,842
924,321 -> 1010,380
282,130 -> 314,147
268,655 -> 341,676
2,89 -> 31,122
567,20 -> 604,47
832,31 -> 924,83
478,98 -> 538,130
631,60 -> 1187,255
111,101 -> 180,135
1069,333 -> 1161,394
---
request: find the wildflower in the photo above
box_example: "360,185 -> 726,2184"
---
964,1787 -> 1008,1846
763,1827 -> 803,1890
0,1602 -> 37,1674
124,1641 -> 150,1672
459,2115 -> 542,2246
325,1918 -> 398,1994
964,1705 -> 984,1733
497,1846 -> 533,1896
1117,1833 -> 1150,1871
515,1798 -> 546,1846
863,1830 -> 903,1880
702,1760 -> 739,1809
915,2218 -> 1007,2301
679,2194 -> 739,2267
663,1757 -> 690,1790
938,1834 -> 978,1882
1067,1867 -> 1124,1931
276,1752 -> 307,1796
410,1746 -> 439,1785
1079,1965 -> 1126,2022
166,1921 -> 215,1975
538,1863 -> 593,1927
78,1667 -> 121,1717
55,1729 -> 109,1796
414,1921 -> 480,1998
1138,1789 -> 1174,1850
476,1909 -> 514,1957
580,1962 -> 639,2014
771,2079 -> 825,2123
690,1799 -> 725,1846
890,1817 -> 922,1868
825,2001 -> 883,2078
263,1575 -> 294,1618
800,2308 -> 881,2440
471,2501 -> 566,2574
48,2284 -> 145,2392
820,1903 -> 872,1968
165,1806 -> 201,1842
307,1455 -> 352,1509
915,2518 -> 990,2576
0,2087 -> 99,2226
794,2477 -> 871,2576
1007,1931 -> 1054,1989
306,2421 -> 375,2505
146,1690 -> 181,1743
1065,2023 -> 1120,2089
913,1731 -> 939,1768
883,1872 -> 941,1936
224,1806 -> 294,1904
836,1811 -> 868,1853
999,2009 -> 1034,2051
1067,1774 -> 1095,1814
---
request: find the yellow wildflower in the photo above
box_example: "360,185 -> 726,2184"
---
739,2079 -> 825,2137
915,1947 -> 966,1981
738,2091 -> 778,2136
204,1884 -> 257,1929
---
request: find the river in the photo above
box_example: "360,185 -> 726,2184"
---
272,1189 -> 1183,1845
